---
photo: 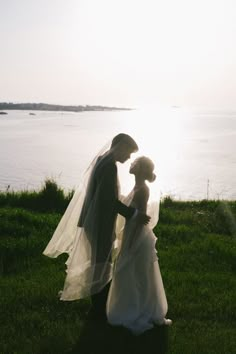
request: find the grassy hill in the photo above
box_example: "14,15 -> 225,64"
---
0,181 -> 235,354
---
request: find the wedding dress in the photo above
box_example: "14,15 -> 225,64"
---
106,196 -> 168,335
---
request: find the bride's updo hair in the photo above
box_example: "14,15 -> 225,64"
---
134,156 -> 156,183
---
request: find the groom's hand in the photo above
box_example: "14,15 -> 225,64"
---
136,212 -> 151,225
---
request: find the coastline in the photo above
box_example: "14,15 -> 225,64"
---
0,102 -> 133,112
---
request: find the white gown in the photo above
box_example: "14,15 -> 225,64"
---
106,214 -> 168,335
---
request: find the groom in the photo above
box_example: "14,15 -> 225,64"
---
78,133 -> 150,319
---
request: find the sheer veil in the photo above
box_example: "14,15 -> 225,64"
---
43,140 -> 111,258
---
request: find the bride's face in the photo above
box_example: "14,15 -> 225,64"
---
129,159 -> 142,175
129,158 -> 154,181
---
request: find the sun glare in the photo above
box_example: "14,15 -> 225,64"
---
116,106 -> 186,195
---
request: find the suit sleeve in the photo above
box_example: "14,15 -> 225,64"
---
116,200 -> 135,219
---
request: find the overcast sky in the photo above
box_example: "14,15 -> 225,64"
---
1,0 -> 236,108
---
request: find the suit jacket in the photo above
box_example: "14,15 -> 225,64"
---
78,154 -> 135,262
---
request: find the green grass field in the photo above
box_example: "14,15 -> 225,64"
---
0,182 -> 236,354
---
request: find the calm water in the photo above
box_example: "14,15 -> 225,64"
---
0,107 -> 235,200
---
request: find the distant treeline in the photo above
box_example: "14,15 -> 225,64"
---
0,102 -> 132,112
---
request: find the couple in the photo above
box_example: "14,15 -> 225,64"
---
43,133 -> 172,335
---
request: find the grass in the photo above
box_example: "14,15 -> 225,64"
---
0,182 -> 236,353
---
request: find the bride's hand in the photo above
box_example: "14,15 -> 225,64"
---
136,212 -> 151,225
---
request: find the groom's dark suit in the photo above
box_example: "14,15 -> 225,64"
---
78,153 -> 135,317
78,154 -> 135,258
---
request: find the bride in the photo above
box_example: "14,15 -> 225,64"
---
106,156 -> 172,335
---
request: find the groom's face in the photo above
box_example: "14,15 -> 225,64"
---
117,144 -> 135,163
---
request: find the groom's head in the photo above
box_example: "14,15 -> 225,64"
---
111,133 -> 138,163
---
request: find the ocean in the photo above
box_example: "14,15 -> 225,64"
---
0,107 -> 235,200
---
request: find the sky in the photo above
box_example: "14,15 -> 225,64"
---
0,0 -> 236,108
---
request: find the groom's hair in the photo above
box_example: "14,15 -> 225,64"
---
111,133 -> 138,152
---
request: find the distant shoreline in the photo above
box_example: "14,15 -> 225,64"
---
0,102 -> 133,113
